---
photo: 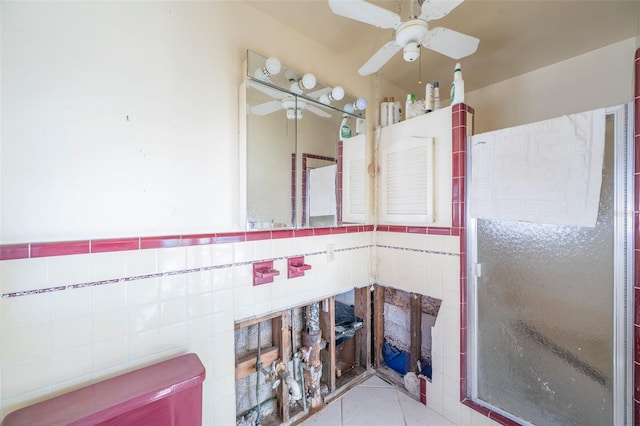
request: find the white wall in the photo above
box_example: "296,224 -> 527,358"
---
467,37 -> 637,134
0,1 -> 372,244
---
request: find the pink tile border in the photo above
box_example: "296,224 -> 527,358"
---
0,227 -> 373,261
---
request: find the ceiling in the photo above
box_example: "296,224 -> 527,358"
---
243,0 -> 640,98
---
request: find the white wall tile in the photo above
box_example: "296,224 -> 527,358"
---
233,241 -> 254,263
253,240 -> 273,261
91,281 -> 126,313
212,288 -> 233,313
233,264 -> 253,287
1,293 -> 50,328
51,345 -> 92,384
188,315 -> 213,343
124,249 -> 157,277
160,297 -> 187,326
51,317 -> 91,351
92,309 -> 127,342
47,254 -> 90,287
187,270 -> 213,294
126,277 -> 159,305
159,274 -> 187,300
213,243 -> 234,266
212,266 -> 234,291
187,291 -> 213,318
128,329 -> 161,359
2,324 -> 50,363
128,303 -> 160,333
186,244 -> 213,269
1,356 -> 51,398
157,247 -> 187,274
89,251 -> 127,281
159,322 -> 188,350
0,258 -> 48,293
50,287 -> 90,320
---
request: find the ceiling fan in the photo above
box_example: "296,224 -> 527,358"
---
248,80 -> 332,120
328,0 -> 479,75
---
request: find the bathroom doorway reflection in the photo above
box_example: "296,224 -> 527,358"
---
467,106 -> 633,425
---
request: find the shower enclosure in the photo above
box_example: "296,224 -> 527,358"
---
467,105 -> 633,425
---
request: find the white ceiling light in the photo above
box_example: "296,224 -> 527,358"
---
254,56 -> 282,81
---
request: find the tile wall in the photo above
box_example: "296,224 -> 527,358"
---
0,228 -> 373,424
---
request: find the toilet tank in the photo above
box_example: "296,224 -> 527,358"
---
2,353 -> 206,426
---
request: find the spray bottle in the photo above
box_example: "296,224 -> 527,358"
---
340,114 -> 351,141
450,63 -> 465,106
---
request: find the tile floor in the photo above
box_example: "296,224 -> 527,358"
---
298,375 -> 454,426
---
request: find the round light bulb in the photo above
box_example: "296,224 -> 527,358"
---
355,97 -> 368,110
264,57 -> 281,76
319,94 -> 331,105
300,73 -> 316,90
331,86 -> 345,101
343,103 -> 355,114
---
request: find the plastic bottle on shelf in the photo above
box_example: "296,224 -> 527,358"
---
394,99 -> 401,123
387,97 -> 396,125
405,93 -> 415,120
433,81 -> 441,110
450,63 -> 465,106
380,97 -> 389,127
425,83 -> 433,113
339,115 -> 351,141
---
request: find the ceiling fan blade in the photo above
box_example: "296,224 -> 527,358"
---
250,100 -> 282,116
307,86 -> 332,99
328,0 -> 401,29
306,104 -> 332,118
420,0 -> 464,21
358,41 -> 402,76
247,80 -> 287,99
423,27 -> 479,59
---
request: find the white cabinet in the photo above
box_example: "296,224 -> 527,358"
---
341,134 -> 366,224
378,107 -> 452,227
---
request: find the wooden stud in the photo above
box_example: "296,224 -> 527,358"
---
319,296 -> 336,393
410,293 -> 422,375
354,286 -> 371,369
235,346 -> 279,380
273,312 -> 291,423
373,284 -> 385,367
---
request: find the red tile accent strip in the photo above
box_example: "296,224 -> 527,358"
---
92,238 -> 140,253
213,232 -> 246,244
140,235 -> 181,249
31,240 -> 90,258
179,234 -> 215,247
0,244 -> 29,261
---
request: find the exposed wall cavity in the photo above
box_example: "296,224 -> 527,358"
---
383,287 -> 441,373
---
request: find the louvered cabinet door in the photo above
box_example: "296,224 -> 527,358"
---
380,136 -> 436,224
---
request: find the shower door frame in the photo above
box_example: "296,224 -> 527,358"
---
466,104 -> 634,425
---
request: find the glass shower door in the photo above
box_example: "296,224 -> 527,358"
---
470,111 -> 631,425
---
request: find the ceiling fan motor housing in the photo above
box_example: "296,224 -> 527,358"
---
396,20 -> 428,62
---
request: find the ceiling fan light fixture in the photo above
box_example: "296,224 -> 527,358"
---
403,42 -> 420,62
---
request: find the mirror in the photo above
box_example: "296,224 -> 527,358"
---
240,50 -> 367,230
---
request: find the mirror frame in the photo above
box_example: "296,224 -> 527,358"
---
240,50 -> 367,231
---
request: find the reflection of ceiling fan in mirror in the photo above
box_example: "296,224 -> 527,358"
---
248,80 -> 332,120
328,0 -> 479,76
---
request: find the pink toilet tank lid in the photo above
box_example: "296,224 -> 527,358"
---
2,353 -> 205,426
